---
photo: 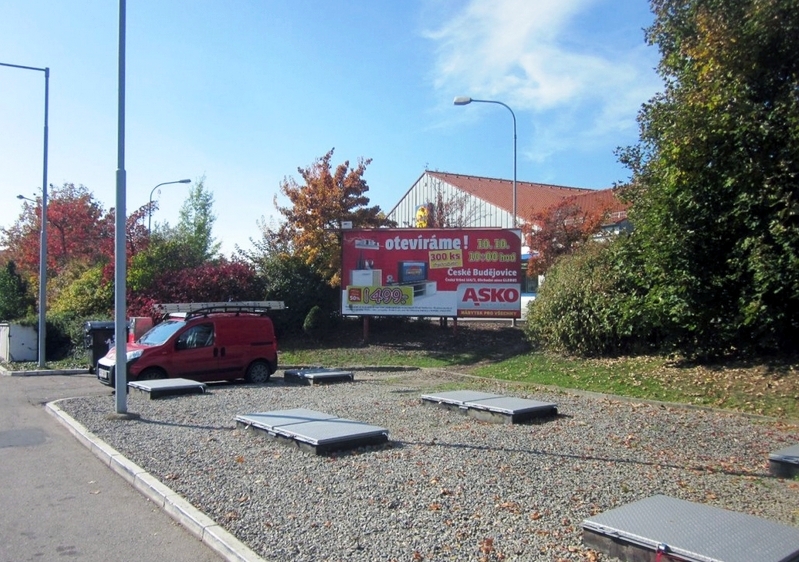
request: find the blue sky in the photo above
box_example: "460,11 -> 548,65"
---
1,0 -> 661,255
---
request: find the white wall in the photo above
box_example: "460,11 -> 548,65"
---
0,323 -> 38,362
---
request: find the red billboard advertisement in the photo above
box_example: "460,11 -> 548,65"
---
341,228 -> 522,318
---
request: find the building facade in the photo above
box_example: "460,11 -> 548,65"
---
386,171 -> 630,309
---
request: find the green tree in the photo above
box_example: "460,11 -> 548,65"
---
242,219 -> 338,334
0,261 -> 35,321
174,177 -> 220,264
50,264 -> 113,318
303,305 -> 330,341
128,233 -> 201,294
274,149 -> 393,286
259,253 -> 338,335
617,0 -> 799,356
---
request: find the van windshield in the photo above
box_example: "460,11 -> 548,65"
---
138,320 -> 185,345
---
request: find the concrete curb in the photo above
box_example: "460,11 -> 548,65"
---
45,399 -> 267,562
1,366 -> 89,376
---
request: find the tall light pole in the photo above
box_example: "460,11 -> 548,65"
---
455,96 -> 519,326
115,0 -> 129,413
148,179 -> 191,233
453,96 -> 517,228
2,61 -> 49,368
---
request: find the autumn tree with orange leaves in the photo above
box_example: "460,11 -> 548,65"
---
1,183 -> 156,318
2,183 -> 154,279
273,149 -> 393,286
524,197 -> 608,277
3,184 -> 112,276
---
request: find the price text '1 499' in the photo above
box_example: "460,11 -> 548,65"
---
362,286 -> 412,306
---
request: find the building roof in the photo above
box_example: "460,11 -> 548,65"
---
423,171 -> 628,225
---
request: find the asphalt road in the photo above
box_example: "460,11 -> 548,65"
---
0,372 -> 222,562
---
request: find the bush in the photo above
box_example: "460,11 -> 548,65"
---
524,239 -> 655,357
260,254 -> 338,336
141,260 -> 265,306
49,264 -> 113,318
303,305 -> 329,341
17,311 -> 104,362
0,261 -> 35,321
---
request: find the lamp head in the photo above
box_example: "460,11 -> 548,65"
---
178,179 -> 191,184
16,195 -> 25,200
453,96 -> 472,106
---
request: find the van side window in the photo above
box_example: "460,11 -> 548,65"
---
177,323 -> 214,350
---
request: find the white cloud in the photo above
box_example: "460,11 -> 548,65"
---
426,0 -> 597,107
426,0 -> 661,152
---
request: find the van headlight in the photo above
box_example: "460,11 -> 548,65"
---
126,349 -> 143,361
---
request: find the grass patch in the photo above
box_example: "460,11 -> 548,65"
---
280,345 -> 468,369
1,356 -> 89,371
484,353 -> 799,419
279,317 -> 526,370
477,354 -> 683,401
279,319 -> 799,420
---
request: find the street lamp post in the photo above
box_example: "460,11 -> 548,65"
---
453,96 -> 517,228
115,0 -> 129,414
455,96 -> 519,326
148,179 -> 191,233
2,61 -> 49,368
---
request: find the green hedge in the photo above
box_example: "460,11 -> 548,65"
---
19,311 -> 112,362
524,240 -> 656,357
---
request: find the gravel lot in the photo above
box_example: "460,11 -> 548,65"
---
57,369 -> 799,562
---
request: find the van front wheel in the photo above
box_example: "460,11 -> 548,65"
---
246,360 -> 272,384
138,368 -> 166,381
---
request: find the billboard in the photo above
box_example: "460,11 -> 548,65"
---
341,228 -> 522,318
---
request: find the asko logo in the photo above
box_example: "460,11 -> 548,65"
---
462,287 -> 519,303
456,284 -> 520,312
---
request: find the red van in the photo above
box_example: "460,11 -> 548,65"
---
96,302 -> 282,386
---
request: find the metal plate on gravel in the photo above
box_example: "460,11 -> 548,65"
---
582,494 -> 799,562
422,391 -> 557,423
464,396 -> 556,415
420,390 -> 502,406
275,418 -> 388,446
235,409 -> 337,430
236,409 -> 388,454
128,378 -> 206,398
284,368 -> 354,384
769,444 -> 799,464
769,443 -> 799,478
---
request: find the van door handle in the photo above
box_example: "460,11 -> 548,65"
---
213,348 -> 218,358
220,347 -> 225,357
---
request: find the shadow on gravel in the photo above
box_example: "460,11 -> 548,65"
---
392,439 -> 770,478
135,417 -> 234,432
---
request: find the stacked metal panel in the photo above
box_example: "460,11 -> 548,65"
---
128,378 -> 207,399
236,408 -> 388,455
284,368 -> 354,385
421,390 -> 557,423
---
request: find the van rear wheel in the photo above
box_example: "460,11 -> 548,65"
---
246,360 -> 272,384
